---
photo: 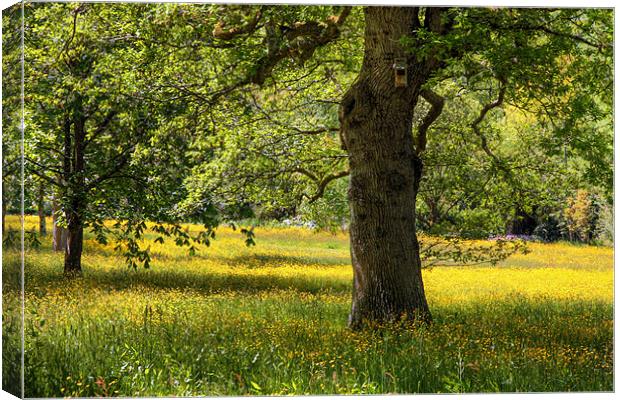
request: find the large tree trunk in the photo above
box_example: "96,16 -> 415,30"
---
340,7 -> 432,328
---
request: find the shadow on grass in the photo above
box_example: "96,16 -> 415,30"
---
221,253 -> 350,268
9,256 -> 351,298
71,238 -> 352,268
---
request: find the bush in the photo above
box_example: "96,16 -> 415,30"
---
532,213 -> 563,242
561,189 -> 612,244
3,229 -> 41,249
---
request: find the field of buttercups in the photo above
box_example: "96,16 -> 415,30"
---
2,215 -> 613,396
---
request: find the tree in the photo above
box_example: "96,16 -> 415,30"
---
414,84 -> 578,239
342,7 -> 610,326
25,3 -> 134,273
154,5 -> 611,327
2,3 -> 22,236
24,3 -> 184,274
51,193 -> 67,251
337,7 -> 435,325
23,3 -> 219,274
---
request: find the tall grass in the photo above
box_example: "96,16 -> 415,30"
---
2,216 -> 613,396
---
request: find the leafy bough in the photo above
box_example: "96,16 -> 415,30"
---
419,234 -> 529,269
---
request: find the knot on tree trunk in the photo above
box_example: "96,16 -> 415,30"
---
386,170 -> 407,192
338,82 -> 375,151
348,174 -> 368,205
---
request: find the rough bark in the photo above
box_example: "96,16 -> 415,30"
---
63,111 -> 86,276
64,212 -> 84,275
339,7 -> 436,328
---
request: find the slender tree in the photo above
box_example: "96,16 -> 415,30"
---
51,193 -> 66,252
24,3 -> 167,274
24,3 -> 209,273
36,184 -> 46,235
2,3 -> 22,237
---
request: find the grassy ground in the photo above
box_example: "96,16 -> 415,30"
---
2,215 -> 613,396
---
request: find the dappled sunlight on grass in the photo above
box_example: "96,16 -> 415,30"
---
3,215 -> 613,395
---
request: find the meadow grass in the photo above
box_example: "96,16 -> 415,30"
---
2,215 -> 613,396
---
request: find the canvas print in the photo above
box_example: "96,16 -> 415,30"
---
1,2 -> 614,397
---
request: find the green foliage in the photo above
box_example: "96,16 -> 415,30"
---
239,227 -> 256,247
170,5 -> 613,247
2,4 -> 23,216
406,8 -> 613,241
12,4 -> 614,269
419,235 -> 529,268
297,177 -> 349,233
2,229 -> 41,250
415,59 -> 610,240
20,3 -> 213,267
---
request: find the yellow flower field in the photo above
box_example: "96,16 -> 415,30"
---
2,215 -> 613,396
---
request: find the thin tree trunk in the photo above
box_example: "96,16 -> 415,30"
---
63,111 -> 86,276
2,192 -> 6,236
340,7 -> 433,328
37,185 -> 46,236
64,212 -> 84,275
506,206 -> 537,236
425,197 -> 441,229
51,195 -> 67,252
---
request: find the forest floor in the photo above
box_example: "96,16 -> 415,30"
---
2,216 -> 613,396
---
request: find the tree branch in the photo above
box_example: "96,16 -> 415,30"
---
25,156 -> 64,176
248,91 -> 339,136
308,169 -> 349,203
470,77 -> 512,177
56,5 -> 81,62
294,168 -> 350,203
84,110 -> 118,147
480,14 -> 610,51
24,159 -> 62,188
250,6 -> 352,85
148,7 -> 352,108
415,88 -> 444,155
212,8 -> 263,40
527,24 -> 606,50
2,157 -> 21,176
85,142 -> 138,190
32,142 -> 65,158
